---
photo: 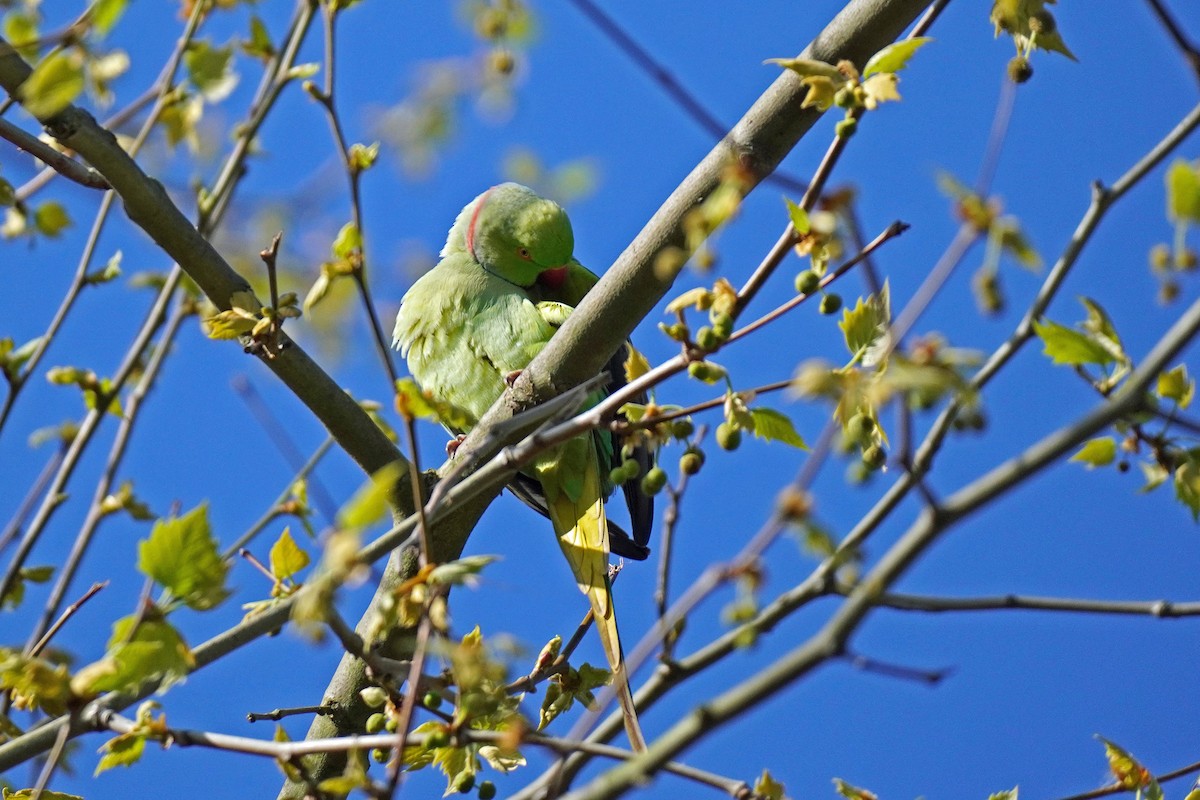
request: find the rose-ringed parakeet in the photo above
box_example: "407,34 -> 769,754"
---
392,183 -> 650,750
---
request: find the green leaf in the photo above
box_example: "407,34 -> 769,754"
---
863,37 -> 933,76
348,141 -> 380,173
753,769 -> 788,800
428,555 -> 499,588
95,730 -> 145,774
1096,736 -> 1151,790
337,461 -> 403,531
269,527 -> 310,582
332,221 -> 362,260
20,52 -> 85,117
1175,456 -> 1200,522
749,407 -> 808,449
91,0 -> 129,36
204,290 -> 260,340
1032,319 -> 1116,366
242,15 -> 276,61
996,219 -> 1041,270
1,790 -> 84,800
784,197 -> 809,234
1070,437 -> 1115,468
1166,159 -> 1200,223
1157,364 -> 1194,409
33,201 -> 71,238
73,616 -> 194,695
0,649 -> 72,715
85,250 -> 123,285
765,57 -> 843,80
137,504 -> 230,610
833,778 -> 878,800
987,789 -> 1019,800
839,283 -> 891,364
184,40 -> 238,102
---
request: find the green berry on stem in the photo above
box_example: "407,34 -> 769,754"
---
365,712 -> 386,733
716,422 -> 742,451
819,293 -> 842,315
640,466 -> 668,496
794,269 -> 821,295
862,443 -> 886,470
679,449 -> 705,475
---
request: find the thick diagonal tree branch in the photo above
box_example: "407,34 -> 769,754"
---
467,0 -> 931,454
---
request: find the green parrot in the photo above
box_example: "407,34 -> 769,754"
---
393,183 -> 650,751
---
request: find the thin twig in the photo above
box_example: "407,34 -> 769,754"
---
1056,756 -> 1200,800
1144,0 -> 1200,85
29,581 -> 106,657
566,0 -> 806,196
0,116 -> 110,188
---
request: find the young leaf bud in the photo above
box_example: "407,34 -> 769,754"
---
695,326 -> 720,351
835,118 -> 858,138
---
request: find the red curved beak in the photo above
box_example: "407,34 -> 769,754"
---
538,265 -> 568,290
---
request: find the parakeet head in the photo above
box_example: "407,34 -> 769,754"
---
446,183 -> 574,288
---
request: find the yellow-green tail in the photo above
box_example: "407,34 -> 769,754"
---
545,459 -> 647,753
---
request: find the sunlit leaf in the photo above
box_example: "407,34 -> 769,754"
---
1032,319 -> 1116,366
269,527 -> 310,582
749,407 -> 807,449
1157,364 -> 1194,409
1070,437 -> 1115,468
863,37 -> 933,76
337,461 -> 403,531
138,504 -> 229,610
1166,159 -> 1200,223
20,52 -> 84,117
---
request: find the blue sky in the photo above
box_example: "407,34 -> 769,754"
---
2,2 -> 1199,799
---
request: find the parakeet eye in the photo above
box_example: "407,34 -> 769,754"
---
517,248 -> 530,259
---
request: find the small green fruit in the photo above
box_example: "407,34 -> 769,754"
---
372,747 -> 391,763
716,422 -> 742,451
423,691 -> 443,710
819,293 -> 842,315
621,458 -> 642,481
365,712 -> 386,733
640,467 -> 668,496
862,443 -> 886,470
671,418 -> 695,439
385,716 -> 399,732
489,48 -> 515,75
679,449 -> 705,475
609,466 -> 628,485
794,269 -> 821,295
695,326 -> 719,351
426,728 -> 451,748
478,781 -> 497,800
359,686 -> 387,708
845,413 -> 875,443
454,772 -> 476,793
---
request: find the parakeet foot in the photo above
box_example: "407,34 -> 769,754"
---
445,434 -> 467,457
503,369 -> 523,387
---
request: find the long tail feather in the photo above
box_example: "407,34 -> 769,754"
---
545,461 -> 647,753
